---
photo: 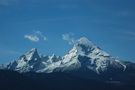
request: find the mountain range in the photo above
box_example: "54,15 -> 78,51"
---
5,37 -> 127,74
0,37 -> 135,90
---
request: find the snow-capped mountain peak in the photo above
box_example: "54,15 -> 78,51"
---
24,48 -> 39,61
6,37 -> 126,74
60,37 -> 126,74
73,37 -> 109,57
7,48 -> 40,72
77,37 -> 95,47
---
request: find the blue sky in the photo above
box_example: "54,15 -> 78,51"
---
0,0 -> 135,63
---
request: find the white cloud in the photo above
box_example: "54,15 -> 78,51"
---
24,31 -> 47,42
62,33 -> 76,45
24,35 -> 39,42
34,31 -> 47,41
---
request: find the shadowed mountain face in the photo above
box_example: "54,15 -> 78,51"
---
1,37 -> 135,90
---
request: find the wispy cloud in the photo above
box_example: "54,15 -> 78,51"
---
24,31 -> 47,42
62,33 -> 76,45
34,31 -> 47,41
24,35 -> 39,42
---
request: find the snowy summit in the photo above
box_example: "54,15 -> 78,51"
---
6,37 -> 126,74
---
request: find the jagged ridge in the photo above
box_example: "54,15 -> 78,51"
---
6,37 -> 126,74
